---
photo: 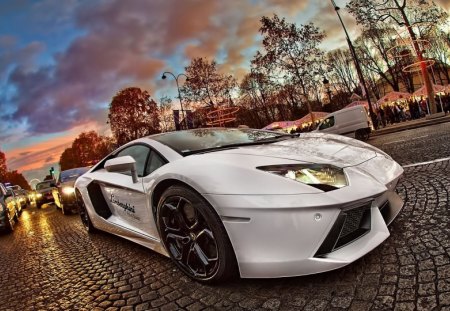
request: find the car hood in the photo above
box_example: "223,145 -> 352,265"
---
218,133 -> 378,167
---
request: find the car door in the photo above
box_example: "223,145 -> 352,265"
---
1,185 -> 16,219
90,144 -> 159,238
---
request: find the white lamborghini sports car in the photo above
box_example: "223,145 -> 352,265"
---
75,128 -> 404,283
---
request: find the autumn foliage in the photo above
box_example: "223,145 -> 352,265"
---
108,87 -> 161,145
59,131 -> 115,171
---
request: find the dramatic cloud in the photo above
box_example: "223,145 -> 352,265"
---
1,0 -> 448,181
6,0 -> 316,140
5,121 -> 101,174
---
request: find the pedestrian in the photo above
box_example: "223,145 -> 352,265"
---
415,100 -> 422,118
379,108 -> 386,127
393,104 -> 400,123
399,105 -> 406,122
420,98 -> 428,115
385,105 -> 394,125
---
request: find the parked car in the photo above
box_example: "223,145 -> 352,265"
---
8,186 -> 28,210
314,105 -> 372,141
53,167 -> 90,215
35,180 -> 57,208
0,183 -> 19,232
75,128 -> 404,283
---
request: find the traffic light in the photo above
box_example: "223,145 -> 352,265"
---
50,167 -> 55,179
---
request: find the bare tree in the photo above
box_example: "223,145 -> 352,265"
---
253,15 -> 326,122
326,49 -> 358,95
347,0 -> 449,113
159,96 -> 175,133
181,58 -> 237,108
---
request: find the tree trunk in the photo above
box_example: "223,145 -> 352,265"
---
396,1 -> 436,114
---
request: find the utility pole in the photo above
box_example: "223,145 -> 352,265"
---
330,0 -> 378,129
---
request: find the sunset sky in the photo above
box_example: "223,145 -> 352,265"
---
1,0 -> 449,184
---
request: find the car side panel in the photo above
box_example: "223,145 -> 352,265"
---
78,170 -> 159,239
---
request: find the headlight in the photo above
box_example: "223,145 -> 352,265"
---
258,164 -> 348,191
62,186 -> 75,195
36,193 -> 43,198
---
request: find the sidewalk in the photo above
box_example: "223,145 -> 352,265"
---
372,114 -> 450,136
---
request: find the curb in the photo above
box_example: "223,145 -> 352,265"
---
372,115 -> 450,136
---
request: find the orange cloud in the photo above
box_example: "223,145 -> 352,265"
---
6,121 -> 102,173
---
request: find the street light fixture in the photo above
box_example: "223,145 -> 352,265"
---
322,77 -> 332,104
161,71 -> 189,130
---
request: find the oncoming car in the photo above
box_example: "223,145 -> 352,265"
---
75,128 -> 404,283
54,167 -> 90,215
35,180 -> 57,208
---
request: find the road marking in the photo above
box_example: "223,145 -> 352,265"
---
403,157 -> 450,168
414,135 -> 429,139
383,139 -> 406,145
383,134 -> 429,146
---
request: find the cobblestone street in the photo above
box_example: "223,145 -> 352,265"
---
1,123 -> 449,311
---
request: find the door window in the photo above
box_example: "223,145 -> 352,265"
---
145,151 -> 166,175
319,116 -> 335,130
116,145 -> 150,177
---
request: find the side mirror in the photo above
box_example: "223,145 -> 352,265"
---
105,156 -> 139,183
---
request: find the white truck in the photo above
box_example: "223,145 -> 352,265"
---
314,105 -> 372,141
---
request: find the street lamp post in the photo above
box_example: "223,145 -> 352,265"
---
162,71 -> 188,130
330,0 -> 378,129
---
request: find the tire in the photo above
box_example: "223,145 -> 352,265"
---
156,185 -> 238,283
36,203 -> 42,209
355,129 -> 370,141
76,190 -> 97,233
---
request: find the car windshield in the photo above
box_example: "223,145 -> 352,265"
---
36,182 -> 52,190
151,128 -> 295,155
60,167 -> 89,183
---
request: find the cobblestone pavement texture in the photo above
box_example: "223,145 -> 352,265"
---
0,124 -> 449,311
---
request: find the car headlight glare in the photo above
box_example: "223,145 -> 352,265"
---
62,186 -> 75,195
258,164 -> 348,191
36,193 -> 43,198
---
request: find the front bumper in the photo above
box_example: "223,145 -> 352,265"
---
61,194 -> 79,211
36,193 -> 54,204
60,194 -> 78,206
204,165 -> 404,278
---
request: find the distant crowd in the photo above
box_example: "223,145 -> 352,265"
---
374,94 -> 450,128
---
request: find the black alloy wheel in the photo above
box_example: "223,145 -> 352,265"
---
157,186 -> 237,283
76,190 -> 97,233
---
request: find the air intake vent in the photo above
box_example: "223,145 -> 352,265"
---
315,202 -> 371,257
87,182 -> 112,219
